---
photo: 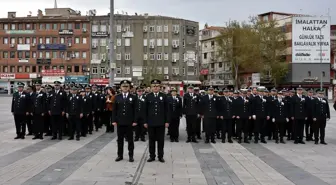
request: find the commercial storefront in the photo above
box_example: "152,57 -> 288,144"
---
90,77 -> 132,86
65,76 -> 89,84
41,69 -> 65,84
0,73 -> 37,93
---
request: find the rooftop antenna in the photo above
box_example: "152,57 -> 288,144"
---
54,0 -> 57,8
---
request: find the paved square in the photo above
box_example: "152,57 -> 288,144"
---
1,97 -> 336,185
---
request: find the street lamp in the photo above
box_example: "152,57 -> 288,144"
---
319,24 -> 326,91
108,0 -> 115,87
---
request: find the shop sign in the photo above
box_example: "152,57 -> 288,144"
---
90,78 -> 109,84
91,32 -> 109,37
36,59 -> 51,64
42,76 -> 65,83
65,76 -> 89,83
5,30 -> 35,34
41,69 -> 65,76
59,29 -> 73,35
19,59 -> 29,63
38,44 -> 67,50
302,77 -> 318,82
0,73 -> 15,79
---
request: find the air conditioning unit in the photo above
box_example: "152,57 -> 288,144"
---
68,43 -> 72,47
164,76 -> 169,80
92,44 -> 97,48
143,26 -> 147,32
172,73 -> 178,76
10,44 -> 15,48
173,30 -> 179,34
82,28 -> 87,33
71,54 -> 75,58
66,57 -> 70,61
172,45 -> 178,48
172,59 -> 177,63
31,43 -> 36,47
149,45 -> 155,49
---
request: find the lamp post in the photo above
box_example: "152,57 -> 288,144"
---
319,24 -> 326,91
108,0 -> 115,87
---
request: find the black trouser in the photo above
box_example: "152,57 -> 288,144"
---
254,118 -> 266,141
63,116 -> 68,136
236,119 -> 249,140
204,117 -> 216,141
195,117 -> 201,137
169,117 -> 180,140
285,120 -> 293,139
68,115 -> 81,138
94,111 -> 100,130
135,119 -> 146,139
14,114 -> 26,137
104,111 -> 113,132
232,119 -> 236,137
294,119 -> 305,142
216,118 -> 221,138
266,119 -> 274,139
44,114 -> 51,134
274,121 -> 285,141
305,118 -> 313,139
186,115 -> 197,140
313,119 -> 326,142
33,113 -> 44,137
221,119 -> 232,141
87,114 -> 93,133
148,126 -> 165,159
81,115 -> 89,136
51,115 -> 64,138
117,125 -> 134,157
248,119 -> 254,139
26,115 -> 33,134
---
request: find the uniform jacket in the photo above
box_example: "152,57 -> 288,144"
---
291,94 -> 307,119
312,97 -> 330,120
145,92 -> 170,126
199,94 -> 220,118
219,96 -> 233,119
135,94 -> 146,121
183,93 -> 200,115
233,96 -> 251,119
168,95 -> 182,119
271,98 -> 289,122
252,95 -> 269,119
305,96 -> 315,118
112,93 -> 137,126
66,94 -> 84,116
49,90 -> 67,115
31,91 -> 46,114
11,91 -> 29,114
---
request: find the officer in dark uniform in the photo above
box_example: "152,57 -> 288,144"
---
312,90 -> 330,145
167,88 -> 182,142
248,87 -> 257,140
219,89 -> 234,143
66,87 -> 83,141
251,88 -> 269,143
291,86 -> 307,144
145,79 -> 170,163
92,85 -> 101,131
267,88 -> 277,140
48,81 -> 67,140
214,88 -> 222,139
305,89 -> 315,141
26,85 -> 34,135
11,82 -> 30,139
97,87 -> 106,129
85,85 -> 94,134
232,90 -> 250,143
44,85 -> 53,136
199,86 -> 220,143
79,87 -> 90,137
271,91 -> 289,144
112,80 -> 137,162
134,87 -> 146,142
31,82 -> 46,140
193,87 -> 202,139
183,86 -> 199,143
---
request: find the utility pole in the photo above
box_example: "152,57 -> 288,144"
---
109,0 -> 115,86
319,24 -> 326,91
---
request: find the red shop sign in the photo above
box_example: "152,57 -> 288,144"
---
90,79 -> 109,84
41,69 -> 65,76
200,69 -> 209,75
0,73 -> 15,79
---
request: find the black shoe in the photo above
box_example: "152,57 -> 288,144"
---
205,140 -> 210,143
76,137 -> 80,141
280,140 -> 286,144
192,139 -> 198,143
134,138 -> 139,142
129,157 -> 134,162
170,139 -> 174,142
115,156 -> 123,162
89,132 -> 92,135
147,158 -> 155,162
294,141 -> 299,144
51,137 -> 57,140
68,137 -> 74,140
186,139 -> 191,143
39,136 -> 43,140
275,140 -> 279,144
14,136 -> 20,139
58,137 -> 62,140
21,136 -> 25,139
175,139 -> 179,142
254,140 -> 258,144
321,141 -> 328,145
32,136 -> 39,140
158,158 -> 165,163
315,141 -> 319,144
211,140 -> 216,144
299,141 -> 305,144
27,133 -> 33,136
228,140 -> 233,143
261,140 -> 267,144
222,140 -> 225,143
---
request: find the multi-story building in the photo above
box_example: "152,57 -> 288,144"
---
258,12 -> 332,95
89,13 -> 199,87
199,25 -> 234,88
0,7 -> 90,89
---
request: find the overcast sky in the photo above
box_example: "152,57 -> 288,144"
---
0,0 -> 334,27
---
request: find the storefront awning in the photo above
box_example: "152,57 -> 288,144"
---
183,80 -> 201,85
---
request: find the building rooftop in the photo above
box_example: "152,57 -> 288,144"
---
258,11 -> 297,16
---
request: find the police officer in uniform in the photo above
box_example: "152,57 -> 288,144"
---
26,85 -> 34,135
251,88 -> 269,143
145,79 -> 170,163
31,82 -> 46,140
168,88 -> 182,142
48,81 -> 67,140
183,86 -> 199,143
112,80 -> 137,162
66,87 -> 84,141
85,85 -> 95,134
134,87 -> 146,142
305,89 -> 315,141
44,85 -> 53,136
193,87 -> 202,139
312,90 -> 330,145
232,90 -> 250,143
219,89 -> 234,143
271,91 -> 289,144
291,86 -> 307,144
11,82 -> 30,139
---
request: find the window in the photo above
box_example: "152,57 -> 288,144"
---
46,37 -> 50,44
164,67 -> 169,74
39,23 -> 44,30
156,67 -> 162,74
116,67 -> 121,74
3,24 -> 8,30
83,23 -> 87,29
46,24 -> 51,30
164,39 -> 168,46
75,51 -> 80,58
10,38 -> 15,44
100,53 -> 106,60
18,24 -> 23,30
52,37 -> 57,44
3,38 -> 8,44
116,53 -> 121,60
157,39 -> 162,46
322,71 -> 325,77
53,23 -> 58,30
308,71 -> 311,77
32,51 -> 36,58
52,51 -> 57,58
263,15 -> 269,21
124,25 -> 130,32
172,40 -> 179,46
45,52 -> 50,58
3,66 -> 8,72
100,25 -> 107,32
82,38 -> 87,44
75,37 -> 80,44
125,38 -> 131,46
149,26 -> 155,32
143,53 -> 148,60
59,66 -> 64,70
92,38 -> 98,46
32,66 -> 36,72
143,39 -> 147,46
149,39 -> 155,46
75,23 -> 80,29
74,66 -> 80,73
25,66 -> 30,73
164,53 -> 169,60
92,25 -> 98,32
2,51 -> 8,58
60,37 -> 65,44
125,67 -> 131,74
25,37 -> 30,44
125,53 -> 131,60
92,53 -> 98,60
172,53 -> 179,60
100,67 -> 106,74
164,25 -> 168,32
150,53 -> 155,60
173,67 -> 179,75
100,39 -> 107,46
157,53 -> 162,60
10,51 -> 15,58
116,25 -> 122,32
10,66 -> 15,73
67,66 -> 72,73
143,67 -> 147,74
32,37 -> 37,44
92,67 -> 98,74
39,37 -> 43,44
82,52 -> 87,59
25,51 -> 30,58
18,51 -> 23,58
18,37 -> 23,44
156,26 -> 162,32
172,25 -> 179,32
68,23 -> 73,29
17,66 -> 23,73
182,67 -> 185,75
39,52 -> 43,58
11,24 -> 16,30
116,39 -> 121,46
52,66 -> 57,70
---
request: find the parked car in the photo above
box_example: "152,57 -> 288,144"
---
0,88 -> 8,94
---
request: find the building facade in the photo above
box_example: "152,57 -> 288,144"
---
199,26 -> 234,88
0,8 -> 90,89
89,13 -> 199,86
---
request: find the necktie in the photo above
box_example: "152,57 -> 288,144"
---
155,93 -> 157,98
123,94 -> 126,99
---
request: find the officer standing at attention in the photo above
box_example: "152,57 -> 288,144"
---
26,85 -> 34,136
112,80 -> 137,162
312,90 -> 330,145
167,88 -> 182,142
145,79 -> 170,163
11,82 -> 30,139
48,81 -> 67,140
31,82 -> 46,140
66,87 -> 83,141
134,87 -> 146,142
183,86 -> 199,143
291,86 -> 307,144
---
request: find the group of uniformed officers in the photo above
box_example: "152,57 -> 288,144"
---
11,79 -> 331,163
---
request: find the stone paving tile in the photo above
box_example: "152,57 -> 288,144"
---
22,133 -> 116,185
0,131 -> 103,185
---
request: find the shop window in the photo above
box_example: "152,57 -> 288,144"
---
32,66 -> 36,73
74,66 -> 80,73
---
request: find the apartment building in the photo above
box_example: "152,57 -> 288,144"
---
199,25 -> 234,88
0,7 -> 90,88
89,13 -> 199,86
